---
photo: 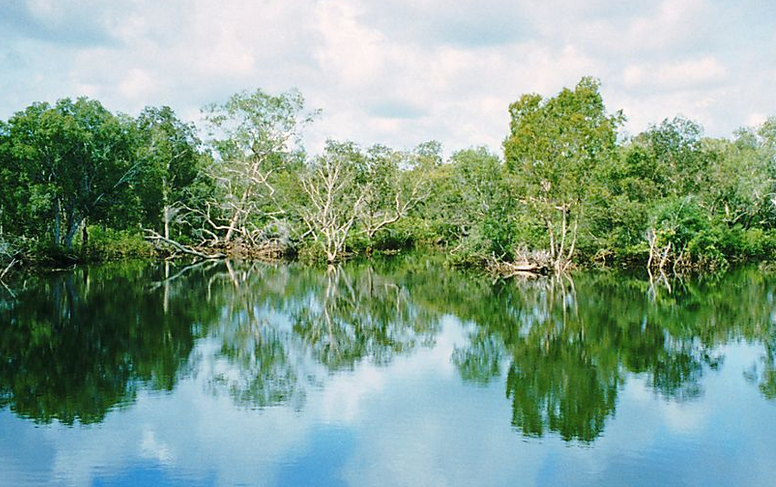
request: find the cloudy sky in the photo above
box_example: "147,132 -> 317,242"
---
1,0 -> 775,155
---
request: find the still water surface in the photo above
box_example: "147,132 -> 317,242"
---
1,256 -> 775,486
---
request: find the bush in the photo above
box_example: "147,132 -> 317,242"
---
295,240 -> 330,264
446,235 -> 491,268
686,228 -> 728,271
650,197 -> 709,249
85,226 -> 155,261
717,226 -> 776,262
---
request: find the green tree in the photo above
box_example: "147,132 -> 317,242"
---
135,106 -> 203,239
643,117 -> 709,197
0,121 -> 13,237
504,77 -> 623,271
5,98 -> 138,250
356,144 -> 430,249
453,147 -> 518,257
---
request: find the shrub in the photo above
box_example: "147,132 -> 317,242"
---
85,226 -> 155,261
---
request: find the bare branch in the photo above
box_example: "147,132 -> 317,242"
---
145,229 -> 225,259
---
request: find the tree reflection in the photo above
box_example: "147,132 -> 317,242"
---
0,262 -> 215,424
204,261 -> 440,409
446,269 -> 776,442
204,262 -> 308,409
745,339 -> 776,400
292,264 -> 438,370
1,256 -> 775,440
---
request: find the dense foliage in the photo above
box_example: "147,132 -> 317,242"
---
1,79 -> 775,270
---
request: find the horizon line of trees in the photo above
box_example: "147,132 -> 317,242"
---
1,77 -> 776,271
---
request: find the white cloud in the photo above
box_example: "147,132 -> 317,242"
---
314,0 -> 385,87
747,113 -> 768,127
624,56 -> 727,91
139,428 -> 175,465
626,0 -> 711,52
1,0 -> 774,155
118,68 -> 156,100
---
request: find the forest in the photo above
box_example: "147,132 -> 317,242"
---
1,76 -> 776,275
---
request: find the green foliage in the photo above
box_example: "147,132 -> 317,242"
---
503,77 -> 623,267
447,235 -> 493,268
133,106 -> 204,236
1,81 -> 776,272
378,215 -> 434,250
650,197 -> 709,248
84,226 -> 155,261
421,146 -> 525,264
6,98 -> 138,249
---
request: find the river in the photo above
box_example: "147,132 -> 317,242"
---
1,256 -> 775,486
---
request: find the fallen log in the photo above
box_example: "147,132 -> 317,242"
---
488,259 -> 549,278
145,230 -> 225,259
512,262 -> 540,273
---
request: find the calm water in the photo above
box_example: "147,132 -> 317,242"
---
1,256 -> 775,486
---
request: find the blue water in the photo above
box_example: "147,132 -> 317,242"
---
1,259 -> 775,486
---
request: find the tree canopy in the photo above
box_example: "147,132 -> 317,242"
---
1,79 -> 776,271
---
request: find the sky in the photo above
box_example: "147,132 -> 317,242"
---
1,0 -> 775,156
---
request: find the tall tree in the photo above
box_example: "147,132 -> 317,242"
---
200,89 -> 317,246
5,98 -> 137,250
299,141 -> 366,263
638,117 -> 709,198
135,106 -> 202,239
356,144 -> 429,246
504,77 -> 623,271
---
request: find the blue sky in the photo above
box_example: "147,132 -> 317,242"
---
1,0 -> 775,154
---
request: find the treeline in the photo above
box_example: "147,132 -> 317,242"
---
1,77 -> 775,271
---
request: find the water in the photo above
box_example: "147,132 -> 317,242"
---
1,256 -> 775,486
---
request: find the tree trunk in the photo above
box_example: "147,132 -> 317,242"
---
54,198 -> 61,246
162,178 -> 170,240
64,216 -> 84,250
81,218 -> 89,251
163,205 -> 171,240
225,187 -> 252,243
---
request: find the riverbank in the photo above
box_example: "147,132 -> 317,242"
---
4,232 -> 775,283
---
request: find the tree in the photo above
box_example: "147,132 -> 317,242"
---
755,117 -> 776,226
452,147 -> 519,257
5,98 -> 138,250
0,122 -> 15,240
504,77 -> 623,271
356,144 -> 429,247
299,141 -> 366,263
199,88 -> 317,246
135,106 -> 202,239
1,108 -> 52,242
643,117 -> 709,198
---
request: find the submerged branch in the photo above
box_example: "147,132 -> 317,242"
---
0,258 -> 18,281
0,257 -> 18,298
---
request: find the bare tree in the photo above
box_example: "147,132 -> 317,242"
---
198,88 -> 317,247
0,236 -> 18,296
299,141 -> 366,263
